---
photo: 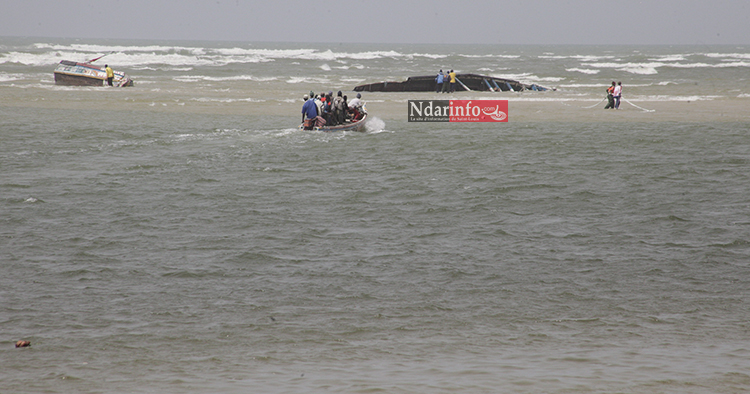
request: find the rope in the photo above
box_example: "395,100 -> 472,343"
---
561,96 -> 655,112
623,98 -> 655,112
559,97 -> 606,108
581,97 -> 607,109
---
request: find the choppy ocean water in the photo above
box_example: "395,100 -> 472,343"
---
2,38 -> 750,393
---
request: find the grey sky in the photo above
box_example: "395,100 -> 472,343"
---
2,0 -> 749,45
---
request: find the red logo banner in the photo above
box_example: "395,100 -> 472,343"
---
449,100 -> 508,122
408,100 -> 508,122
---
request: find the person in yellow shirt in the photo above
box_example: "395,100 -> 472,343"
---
449,69 -> 456,93
105,64 -> 114,86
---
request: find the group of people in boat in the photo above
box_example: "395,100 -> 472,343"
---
301,91 -> 365,130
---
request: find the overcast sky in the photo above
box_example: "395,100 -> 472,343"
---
2,0 -> 749,45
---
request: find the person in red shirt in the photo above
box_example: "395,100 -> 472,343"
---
604,81 -> 616,109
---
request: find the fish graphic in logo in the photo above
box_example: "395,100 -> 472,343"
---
481,105 -> 507,121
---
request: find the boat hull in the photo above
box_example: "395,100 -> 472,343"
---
300,114 -> 368,132
53,72 -> 105,86
354,73 -> 549,92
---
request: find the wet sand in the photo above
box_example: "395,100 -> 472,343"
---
3,87 -> 749,123
363,95 -> 750,123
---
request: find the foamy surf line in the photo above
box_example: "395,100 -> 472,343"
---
10,43 -> 478,67
386,95 -> 726,103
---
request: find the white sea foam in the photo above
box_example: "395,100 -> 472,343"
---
24,42 -> 560,66
132,66 -> 194,72
649,55 -> 688,62
492,72 -> 534,80
340,78 -> 367,84
534,76 -> 565,82
0,72 -> 25,82
671,61 -> 750,68
16,43 -> 750,77
582,62 -> 663,75
172,75 -> 277,82
491,73 -> 563,84
461,54 -> 520,59
582,59 -> 750,75
618,65 -> 660,75
1,50 -> 222,67
412,53 -> 448,59
566,68 -> 600,75
364,117 -> 387,133
191,97 -> 266,103
34,42 -> 207,55
539,55 -> 616,61
4,44 -> 451,67
286,77 -> 330,84
637,95 -> 722,101
704,52 -> 750,60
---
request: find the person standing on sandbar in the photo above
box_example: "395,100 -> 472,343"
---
613,81 -> 622,109
435,70 -> 444,93
604,81 -> 615,109
105,64 -> 114,86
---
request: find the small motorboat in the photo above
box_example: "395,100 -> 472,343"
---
53,60 -> 133,87
299,113 -> 367,131
300,103 -> 368,132
300,113 -> 368,132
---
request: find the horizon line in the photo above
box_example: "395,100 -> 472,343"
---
2,34 -> 748,47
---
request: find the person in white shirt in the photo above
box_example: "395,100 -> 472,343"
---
348,93 -> 362,109
348,93 -> 364,121
613,81 -> 622,109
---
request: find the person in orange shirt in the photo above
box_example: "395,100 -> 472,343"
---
604,81 -> 616,109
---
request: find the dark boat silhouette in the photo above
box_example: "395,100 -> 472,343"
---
354,73 -> 550,93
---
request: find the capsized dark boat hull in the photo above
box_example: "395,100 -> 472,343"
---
354,74 -> 550,92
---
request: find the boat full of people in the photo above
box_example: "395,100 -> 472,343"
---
300,91 -> 367,132
301,112 -> 368,132
53,59 -> 133,87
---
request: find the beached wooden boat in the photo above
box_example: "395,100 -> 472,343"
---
354,73 -> 550,93
299,113 -> 368,132
53,60 -> 133,87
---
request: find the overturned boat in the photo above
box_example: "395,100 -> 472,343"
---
354,73 -> 550,93
53,60 -> 133,87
